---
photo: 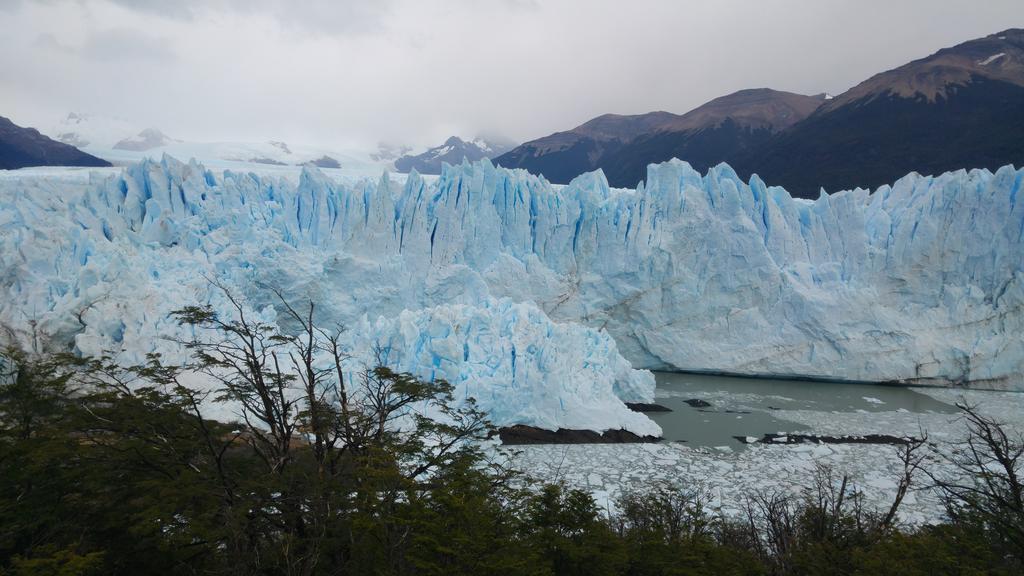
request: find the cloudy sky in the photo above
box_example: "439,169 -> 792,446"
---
1,0 -> 1021,150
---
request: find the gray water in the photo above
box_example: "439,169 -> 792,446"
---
648,372 -> 958,448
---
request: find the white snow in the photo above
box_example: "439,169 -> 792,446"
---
978,52 -> 1006,66
42,112 -> 391,174
430,145 -> 455,158
471,138 -> 493,153
48,112 -> 137,149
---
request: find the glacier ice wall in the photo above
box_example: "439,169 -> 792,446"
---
0,155 -> 1022,434
0,158 -> 660,435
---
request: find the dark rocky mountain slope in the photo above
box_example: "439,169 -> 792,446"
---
0,116 -> 111,170
495,89 -> 826,188
395,136 -> 516,174
497,29 -> 1024,198
732,29 -> 1024,197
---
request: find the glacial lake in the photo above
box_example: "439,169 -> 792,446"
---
649,372 -> 959,448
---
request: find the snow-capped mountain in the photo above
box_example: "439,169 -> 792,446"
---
51,112 -> 137,150
1,157 -> 1021,435
394,136 -> 516,174
1,115 -> 111,169
42,113 -> 388,175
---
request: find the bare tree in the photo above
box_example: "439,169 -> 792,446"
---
930,402 -> 1024,560
166,280 -> 497,574
173,281 -> 300,475
880,432 -> 929,530
731,463 -> 889,574
741,490 -> 796,571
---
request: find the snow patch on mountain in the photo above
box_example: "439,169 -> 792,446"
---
978,52 -> 1006,66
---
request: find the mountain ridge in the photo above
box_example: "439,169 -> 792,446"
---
496,28 -> 1024,197
394,135 -> 516,174
0,115 -> 112,170
731,28 -> 1024,195
495,88 -> 827,188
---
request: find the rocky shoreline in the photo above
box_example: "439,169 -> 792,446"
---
625,402 -> 672,412
736,433 -> 920,446
497,425 -> 661,445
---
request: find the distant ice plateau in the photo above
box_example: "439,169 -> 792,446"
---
0,156 -> 1021,435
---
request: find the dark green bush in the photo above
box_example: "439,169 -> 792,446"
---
1,293 -> 1019,575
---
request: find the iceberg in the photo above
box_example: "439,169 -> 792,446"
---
0,155 -> 1021,435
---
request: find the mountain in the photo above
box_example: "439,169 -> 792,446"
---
495,89 -> 826,187
42,113 -> 388,174
497,29 -> 1024,197
493,111 -> 679,184
303,155 -> 341,169
599,89 -> 828,187
394,136 -> 516,174
732,29 -> 1024,197
113,128 -> 177,151
0,115 -> 111,169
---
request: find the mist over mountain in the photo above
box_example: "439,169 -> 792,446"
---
113,128 -> 177,152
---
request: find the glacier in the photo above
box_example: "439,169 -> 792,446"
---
0,156 -> 1021,435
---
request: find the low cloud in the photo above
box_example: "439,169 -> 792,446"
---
80,28 -> 176,63
109,0 -> 394,36
3,0 -> 1023,150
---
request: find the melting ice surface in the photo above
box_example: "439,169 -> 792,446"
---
0,156 -> 1022,436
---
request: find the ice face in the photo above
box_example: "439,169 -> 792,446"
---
0,155 -> 1021,436
347,299 -> 659,436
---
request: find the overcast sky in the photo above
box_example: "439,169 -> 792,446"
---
1,0 -> 1021,150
